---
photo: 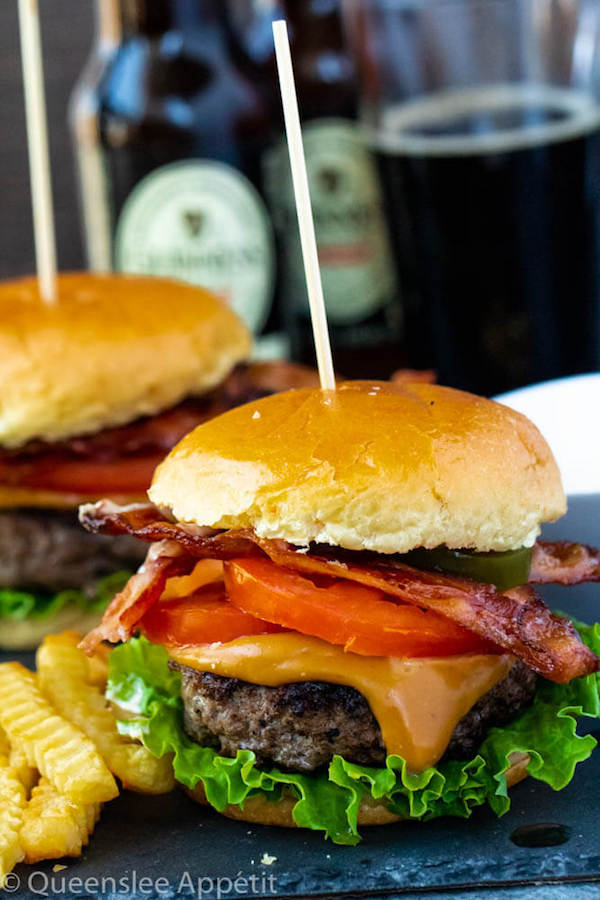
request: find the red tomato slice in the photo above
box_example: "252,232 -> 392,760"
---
223,557 -> 496,657
0,454 -> 163,495
139,582 -> 284,648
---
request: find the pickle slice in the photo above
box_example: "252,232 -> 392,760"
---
404,546 -> 533,591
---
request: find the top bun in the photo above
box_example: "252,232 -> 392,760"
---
149,381 -> 566,554
0,273 -> 251,447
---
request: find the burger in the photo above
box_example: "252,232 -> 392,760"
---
80,381 -> 600,844
0,272 -> 317,650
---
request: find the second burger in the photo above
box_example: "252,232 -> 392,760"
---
0,272 -> 316,649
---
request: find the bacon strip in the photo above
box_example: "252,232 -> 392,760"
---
391,368 -> 437,384
79,501 -> 258,557
79,540 -> 196,654
79,502 -> 599,681
531,540 -> 600,585
253,543 -> 596,683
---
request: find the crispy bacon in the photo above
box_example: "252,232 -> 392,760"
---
219,361 -> 321,401
79,502 -> 258,557
530,541 -> 600,585
79,502 -> 598,682
391,368 -> 437,384
80,539 -> 197,654
252,542 -> 597,683
0,402 -> 211,465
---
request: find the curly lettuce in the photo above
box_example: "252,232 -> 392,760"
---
107,623 -> 600,845
0,571 -> 132,622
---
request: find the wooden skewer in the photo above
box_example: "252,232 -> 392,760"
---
18,0 -> 58,305
272,20 -> 335,391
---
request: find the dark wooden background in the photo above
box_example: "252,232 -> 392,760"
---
0,1 -> 94,280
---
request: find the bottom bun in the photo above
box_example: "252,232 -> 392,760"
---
185,751 -> 530,829
0,608 -> 103,652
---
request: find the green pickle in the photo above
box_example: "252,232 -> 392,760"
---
404,546 -> 533,591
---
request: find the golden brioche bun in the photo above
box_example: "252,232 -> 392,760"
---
149,381 -> 565,554
186,752 -> 530,829
0,273 -> 251,448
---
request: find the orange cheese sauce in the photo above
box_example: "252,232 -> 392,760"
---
170,633 -> 512,772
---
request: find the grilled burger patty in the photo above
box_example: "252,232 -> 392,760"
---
172,660 -> 537,773
0,509 -> 146,594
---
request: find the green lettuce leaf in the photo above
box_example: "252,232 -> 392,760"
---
107,622 -> 600,845
0,570 -> 132,622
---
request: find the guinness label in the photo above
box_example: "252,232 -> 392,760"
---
115,160 -> 275,334
264,118 -> 397,324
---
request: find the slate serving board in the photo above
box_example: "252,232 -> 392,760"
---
3,494 -> 600,900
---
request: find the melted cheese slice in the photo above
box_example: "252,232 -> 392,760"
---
170,634 -> 513,772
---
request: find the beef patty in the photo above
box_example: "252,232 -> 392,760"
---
0,508 -> 146,594
172,660 -> 537,773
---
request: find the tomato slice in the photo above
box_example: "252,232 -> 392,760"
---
223,557 -> 496,657
139,582 -> 284,648
0,454 -> 163,495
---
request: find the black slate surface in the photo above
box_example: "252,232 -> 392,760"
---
3,494 -> 600,899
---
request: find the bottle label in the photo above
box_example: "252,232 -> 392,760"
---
115,160 -> 275,334
264,118 -> 397,324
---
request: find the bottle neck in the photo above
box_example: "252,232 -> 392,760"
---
121,0 -> 174,35
95,0 -> 122,47
277,0 -> 347,60
275,0 -> 355,117
279,0 -> 341,28
120,0 -> 219,37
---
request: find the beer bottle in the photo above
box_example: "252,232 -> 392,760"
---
232,0 -> 403,377
69,0 -> 121,272
70,0 -> 281,356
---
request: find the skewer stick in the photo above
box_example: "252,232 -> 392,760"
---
272,20 -> 335,390
18,0 -> 57,305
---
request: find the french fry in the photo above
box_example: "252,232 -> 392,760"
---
1,703 -> 37,796
0,757 -> 26,887
1,720 -> 38,797
86,642 -> 110,688
9,745 -> 38,797
0,725 -> 10,757
0,663 -> 118,805
85,801 -> 101,836
37,633 -> 174,795
20,778 -> 100,864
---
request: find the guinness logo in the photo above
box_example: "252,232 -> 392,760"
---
318,168 -> 341,193
183,210 -> 204,237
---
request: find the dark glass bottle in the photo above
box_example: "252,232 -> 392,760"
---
228,0 -> 404,378
71,0 -> 283,355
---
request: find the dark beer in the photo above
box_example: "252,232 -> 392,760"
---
372,85 -> 600,395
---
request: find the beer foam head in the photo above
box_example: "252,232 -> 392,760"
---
371,84 -> 600,156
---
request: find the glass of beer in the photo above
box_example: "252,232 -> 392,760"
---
342,0 -> 600,395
